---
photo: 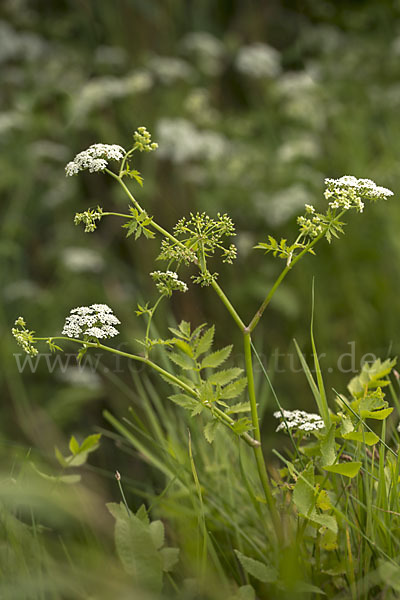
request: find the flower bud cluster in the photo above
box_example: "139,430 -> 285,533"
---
133,126 -> 158,152
62,304 -> 120,340
274,409 -> 325,433
74,207 -> 103,233
150,270 -> 188,296
12,317 -> 38,356
65,144 -> 126,176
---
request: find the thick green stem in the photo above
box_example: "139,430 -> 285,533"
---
243,333 -> 280,535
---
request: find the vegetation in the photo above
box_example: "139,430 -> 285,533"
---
2,1 -> 400,598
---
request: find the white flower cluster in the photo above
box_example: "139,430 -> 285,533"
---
235,43 -> 281,78
62,304 -> 120,340
65,144 -> 126,176
150,271 -> 188,296
274,409 -> 325,433
324,176 -> 394,212
12,317 -> 38,356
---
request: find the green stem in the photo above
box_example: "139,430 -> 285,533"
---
34,337 -> 259,448
144,295 -> 164,357
243,332 -> 281,536
246,210 -> 347,333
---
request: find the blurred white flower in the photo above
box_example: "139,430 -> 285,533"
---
147,55 -> 193,84
235,43 -> 281,78
61,247 -> 104,273
278,135 -> 320,164
255,184 -> 310,227
181,31 -> 224,76
57,366 -> 101,389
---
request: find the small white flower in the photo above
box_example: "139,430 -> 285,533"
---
273,409 -> 325,433
150,270 -> 188,296
235,43 -> 281,78
62,304 -> 120,340
65,143 -> 126,176
324,175 -> 393,212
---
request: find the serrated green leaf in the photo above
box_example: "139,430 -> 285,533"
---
178,321 -> 191,337
234,550 -> 277,583
160,547 -> 180,572
168,351 -> 195,370
310,512 -> 337,533
319,528 -> 338,551
149,520 -> 164,550
323,461 -> 362,478
226,401 -> 251,415
236,585 -> 255,600
173,339 -> 193,357
232,417 -> 252,435
220,378 -> 247,400
316,490 -> 332,511
201,345 -> 232,369
194,325 -> 214,358
203,420 -> 220,443
208,367 -> 243,386
169,394 -> 198,412
342,431 -> 379,445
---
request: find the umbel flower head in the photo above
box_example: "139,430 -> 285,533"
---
274,409 -> 325,433
65,144 -> 126,176
12,316 -> 38,356
324,175 -> 394,211
62,304 -> 120,340
150,270 -> 188,296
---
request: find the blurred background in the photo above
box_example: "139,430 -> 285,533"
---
1,0 -> 400,594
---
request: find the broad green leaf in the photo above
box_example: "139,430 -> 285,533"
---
293,463 -> 315,515
342,431 -> 379,445
320,425 -> 336,466
67,452 -> 88,467
319,528 -> 338,551
316,490 -> 332,511
149,520 -> 164,550
194,325 -> 214,358
237,585 -> 255,600
296,582 -> 326,595
168,351 -> 195,370
310,512 -> 337,533
79,433 -> 101,454
360,407 -> 393,420
203,420 -> 220,443
348,358 -> 396,398
208,367 -> 243,386
160,547 -> 179,572
201,345 -> 232,369
136,504 -> 150,525
323,461 -> 362,478
219,378 -> 248,400
234,550 -> 277,583
169,394 -> 198,412
106,503 -> 163,593
378,560 -> 400,592
69,435 -> 79,455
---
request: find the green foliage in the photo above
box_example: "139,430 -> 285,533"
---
107,502 -> 179,593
